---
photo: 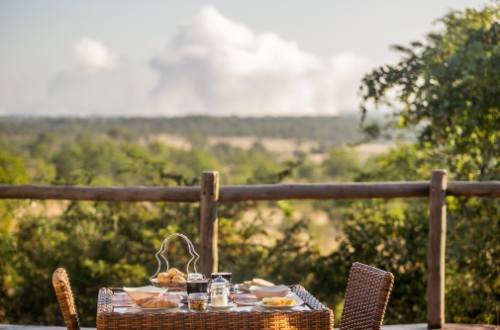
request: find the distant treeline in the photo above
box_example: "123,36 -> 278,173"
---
0,116 -> 366,145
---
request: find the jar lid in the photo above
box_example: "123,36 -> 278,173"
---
188,292 -> 207,300
212,275 -> 228,284
188,272 -> 204,281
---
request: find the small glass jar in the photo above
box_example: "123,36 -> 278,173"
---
211,272 -> 234,296
210,275 -> 229,307
188,292 -> 208,311
186,279 -> 209,295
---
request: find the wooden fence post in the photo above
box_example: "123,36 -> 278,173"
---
199,171 -> 219,277
427,169 -> 447,329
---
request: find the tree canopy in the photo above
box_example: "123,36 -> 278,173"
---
361,5 -> 499,179
357,3 -> 499,323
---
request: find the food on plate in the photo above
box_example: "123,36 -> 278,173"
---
156,267 -> 187,286
262,297 -> 296,306
239,278 -> 275,291
136,296 -> 179,309
250,284 -> 290,299
123,286 -> 165,301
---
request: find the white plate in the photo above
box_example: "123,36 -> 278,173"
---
257,301 -> 298,309
258,293 -> 304,309
209,302 -> 236,309
235,301 -> 258,307
234,295 -> 259,306
288,292 -> 304,306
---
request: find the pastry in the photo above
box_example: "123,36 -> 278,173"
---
157,272 -> 170,284
166,267 -> 183,278
171,274 -> 186,283
239,278 -> 275,291
156,268 -> 187,286
137,296 -> 178,308
252,278 -> 274,287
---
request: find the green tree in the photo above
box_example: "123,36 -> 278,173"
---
360,4 -> 499,180
322,147 -> 361,180
352,3 -> 499,324
0,147 -> 27,184
0,147 -> 28,234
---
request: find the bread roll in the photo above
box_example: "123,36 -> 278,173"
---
252,278 -> 274,287
157,272 -> 170,284
156,268 -> 186,286
171,274 -> 186,283
165,267 -> 182,278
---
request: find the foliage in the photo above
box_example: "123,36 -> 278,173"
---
360,4 -> 499,180
0,148 -> 27,184
322,147 -> 361,179
357,3 -> 499,324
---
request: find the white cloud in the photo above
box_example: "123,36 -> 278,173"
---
2,6 -> 374,117
28,38 -> 154,116
74,37 -> 116,71
150,5 -> 374,116
43,60 -> 153,116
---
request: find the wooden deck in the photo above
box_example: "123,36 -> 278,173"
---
1,324 -> 498,330
383,325 -> 499,330
0,326 -> 95,330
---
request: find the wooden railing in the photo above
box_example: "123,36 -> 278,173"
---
0,169 -> 498,329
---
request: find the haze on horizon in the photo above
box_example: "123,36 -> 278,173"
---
0,0 -> 485,117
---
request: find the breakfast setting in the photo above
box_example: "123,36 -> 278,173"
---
119,275 -> 305,313
90,232 -> 333,329
114,233 -> 307,314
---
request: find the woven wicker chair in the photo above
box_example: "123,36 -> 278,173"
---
52,268 -> 81,330
339,262 -> 394,330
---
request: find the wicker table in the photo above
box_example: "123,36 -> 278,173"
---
97,285 -> 333,330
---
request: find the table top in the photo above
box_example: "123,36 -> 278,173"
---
97,285 -> 333,330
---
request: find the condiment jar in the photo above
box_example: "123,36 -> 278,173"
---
210,275 -> 228,307
188,293 -> 208,311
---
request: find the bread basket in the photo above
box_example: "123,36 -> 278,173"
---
150,233 -> 201,290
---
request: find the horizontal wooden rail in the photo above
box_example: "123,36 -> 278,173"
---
0,185 -> 200,202
447,181 -> 500,197
219,182 -> 429,201
0,181 -> 498,202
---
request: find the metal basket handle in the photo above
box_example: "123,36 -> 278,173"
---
150,233 -> 200,280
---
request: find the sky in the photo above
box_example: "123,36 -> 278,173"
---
0,0 -> 486,117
